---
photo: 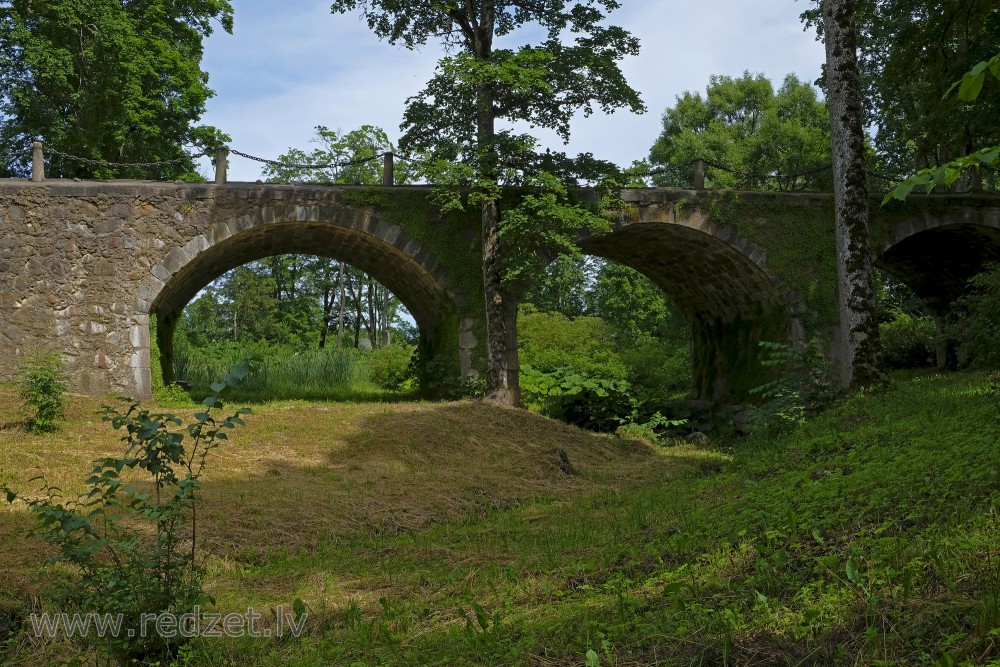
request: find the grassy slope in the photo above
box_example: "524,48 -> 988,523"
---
1,371 -> 999,666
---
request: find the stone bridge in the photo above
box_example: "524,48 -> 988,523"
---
1,179 -> 998,401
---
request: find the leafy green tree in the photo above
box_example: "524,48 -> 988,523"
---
522,256 -> 593,318
0,0 -> 233,179
802,0 -> 1000,183
262,125 -> 412,185
885,52 -> 1000,200
588,262 -> 673,344
330,0 -> 646,404
258,125 -> 409,349
649,72 -> 832,190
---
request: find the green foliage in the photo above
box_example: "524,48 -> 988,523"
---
517,307 -> 628,381
588,262 -> 680,345
154,383 -> 198,408
750,340 -> 837,434
805,2 -> 1000,188
880,311 -> 936,369
0,0 -> 233,179
520,364 -> 633,432
15,350 -> 68,434
619,339 -> 691,400
367,344 -> 416,391
2,367 -> 250,664
262,125 -> 409,185
175,343 -> 377,402
499,172 -> 611,284
649,72 -> 832,190
884,50 -> 1000,201
950,263 -> 1000,369
521,256 -> 593,318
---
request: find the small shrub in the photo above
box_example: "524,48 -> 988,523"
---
521,365 -> 634,432
15,350 -> 68,433
749,339 -> 837,435
366,344 -> 415,390
950,263 -> 1000,369
2,364 -> 251,665
879,311 -> 936,369
153,382 -> 197,407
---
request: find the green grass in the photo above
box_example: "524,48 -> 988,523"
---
174,345 -> 411,403
2,370 -> 999,666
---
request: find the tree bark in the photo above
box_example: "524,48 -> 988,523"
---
824,0 -> 884,389
336,262 -> 346,345
473,10 -> 518,406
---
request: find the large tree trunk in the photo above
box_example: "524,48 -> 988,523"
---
474,17 -> 518,406
336,262 -> 346,345
366,278 -> 378,349
824,0 -> 883,388
381,286 -> 391,347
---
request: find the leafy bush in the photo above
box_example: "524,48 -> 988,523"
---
518,308 -> 628,380
2,366 -> 251,665
951,263 -> 1000,369
16,350 -> 68,433
879,311 -> 936,368
367,344 -> 415,390
749,339 -> 837,435
153,382 -> 197,407
620,339 -> 691,399
521,365 -> 634,432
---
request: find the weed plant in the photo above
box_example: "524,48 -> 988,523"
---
15,350 -> 68,433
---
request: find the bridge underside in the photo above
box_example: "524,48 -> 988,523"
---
581,222 -> 792,402
150,220 -> 462,392
877,223 -> 1000,316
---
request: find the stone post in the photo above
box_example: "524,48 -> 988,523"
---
31,141 -> 44,182
383,152 -> 395,186
693,158 -> 705,189
215,145 -> 229,184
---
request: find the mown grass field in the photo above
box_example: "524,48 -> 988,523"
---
1,370 -> 999,666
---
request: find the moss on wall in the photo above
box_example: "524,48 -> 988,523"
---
680,191 -> 841,335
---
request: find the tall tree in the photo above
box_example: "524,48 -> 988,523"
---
803,0 -> 1000,183
261,125 -> 409,348
0,0 -> 233,179
824,0 -> 883,388
649,72 -> 832,191
330,0 -> 645,405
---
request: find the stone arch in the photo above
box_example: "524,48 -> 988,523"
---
576,209 -> 798,402
130,203 -> 461,396
876,207 -> 1000,316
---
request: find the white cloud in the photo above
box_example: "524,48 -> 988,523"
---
199,0 -> 826,181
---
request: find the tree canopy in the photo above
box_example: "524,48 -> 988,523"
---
649,72 -> 832,191
0,0 -> 233,179
330,0 -> 646,403
802,0 -> 1000,181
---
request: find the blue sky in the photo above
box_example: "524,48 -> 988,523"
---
198,1 -> 826,182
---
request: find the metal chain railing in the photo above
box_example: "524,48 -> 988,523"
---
44,146 -> 209,169
10,140 -> 997,193
228,148 -> 385,171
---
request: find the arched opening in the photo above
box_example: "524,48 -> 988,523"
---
877,223 -> 1000,316
580,222 -> 793,402
142,219 -> 461,399
876,221 -> 1000,368
517,217 -> 794,405
160,255 -> 419,400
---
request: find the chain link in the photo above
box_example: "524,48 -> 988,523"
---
228,148 -> 385,171
45,147 -> 208,169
